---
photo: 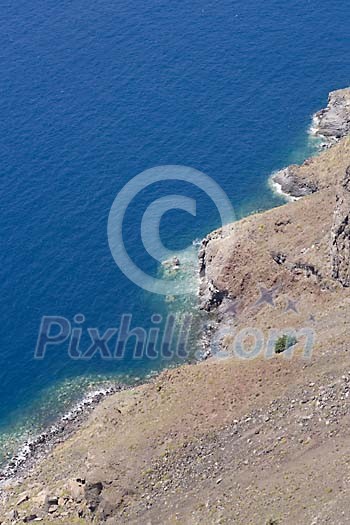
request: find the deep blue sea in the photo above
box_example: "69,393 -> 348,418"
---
0,0 -> 349,462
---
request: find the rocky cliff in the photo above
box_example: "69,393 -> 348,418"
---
313,87 -> 350,139
199,135 -> 350,316
1,90 -> 350,525
271,88 -> 350,199
332,166 -> 350,286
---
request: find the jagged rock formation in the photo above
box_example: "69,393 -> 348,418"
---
332,166 -> 350,286
271,135 -> 350,200
272,164 -> 318,198
271,89 -> 350,199
313,87 -> 350,139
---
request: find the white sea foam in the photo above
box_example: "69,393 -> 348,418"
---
268,171 -> 299,202
308,113 -> 321,137
0,383 -> 125,487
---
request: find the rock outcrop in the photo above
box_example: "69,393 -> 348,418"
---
332,165 -> 350,286
272,164 -> 318,198
271,136 -> 350,200
313,87 -> 350,140
271,89 -> 350,199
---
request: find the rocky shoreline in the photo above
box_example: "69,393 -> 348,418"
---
1,88 -> 350,524
197,87 -> 350,360
0,383 -> 130,490
271,87 -> 350,199
312,87 -> 350,140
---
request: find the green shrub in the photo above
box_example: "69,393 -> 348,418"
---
274,334 -> 297,354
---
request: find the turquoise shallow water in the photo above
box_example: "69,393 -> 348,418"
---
0,0 -> 349,463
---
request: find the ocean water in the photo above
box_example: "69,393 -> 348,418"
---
0,0 -> 349,462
